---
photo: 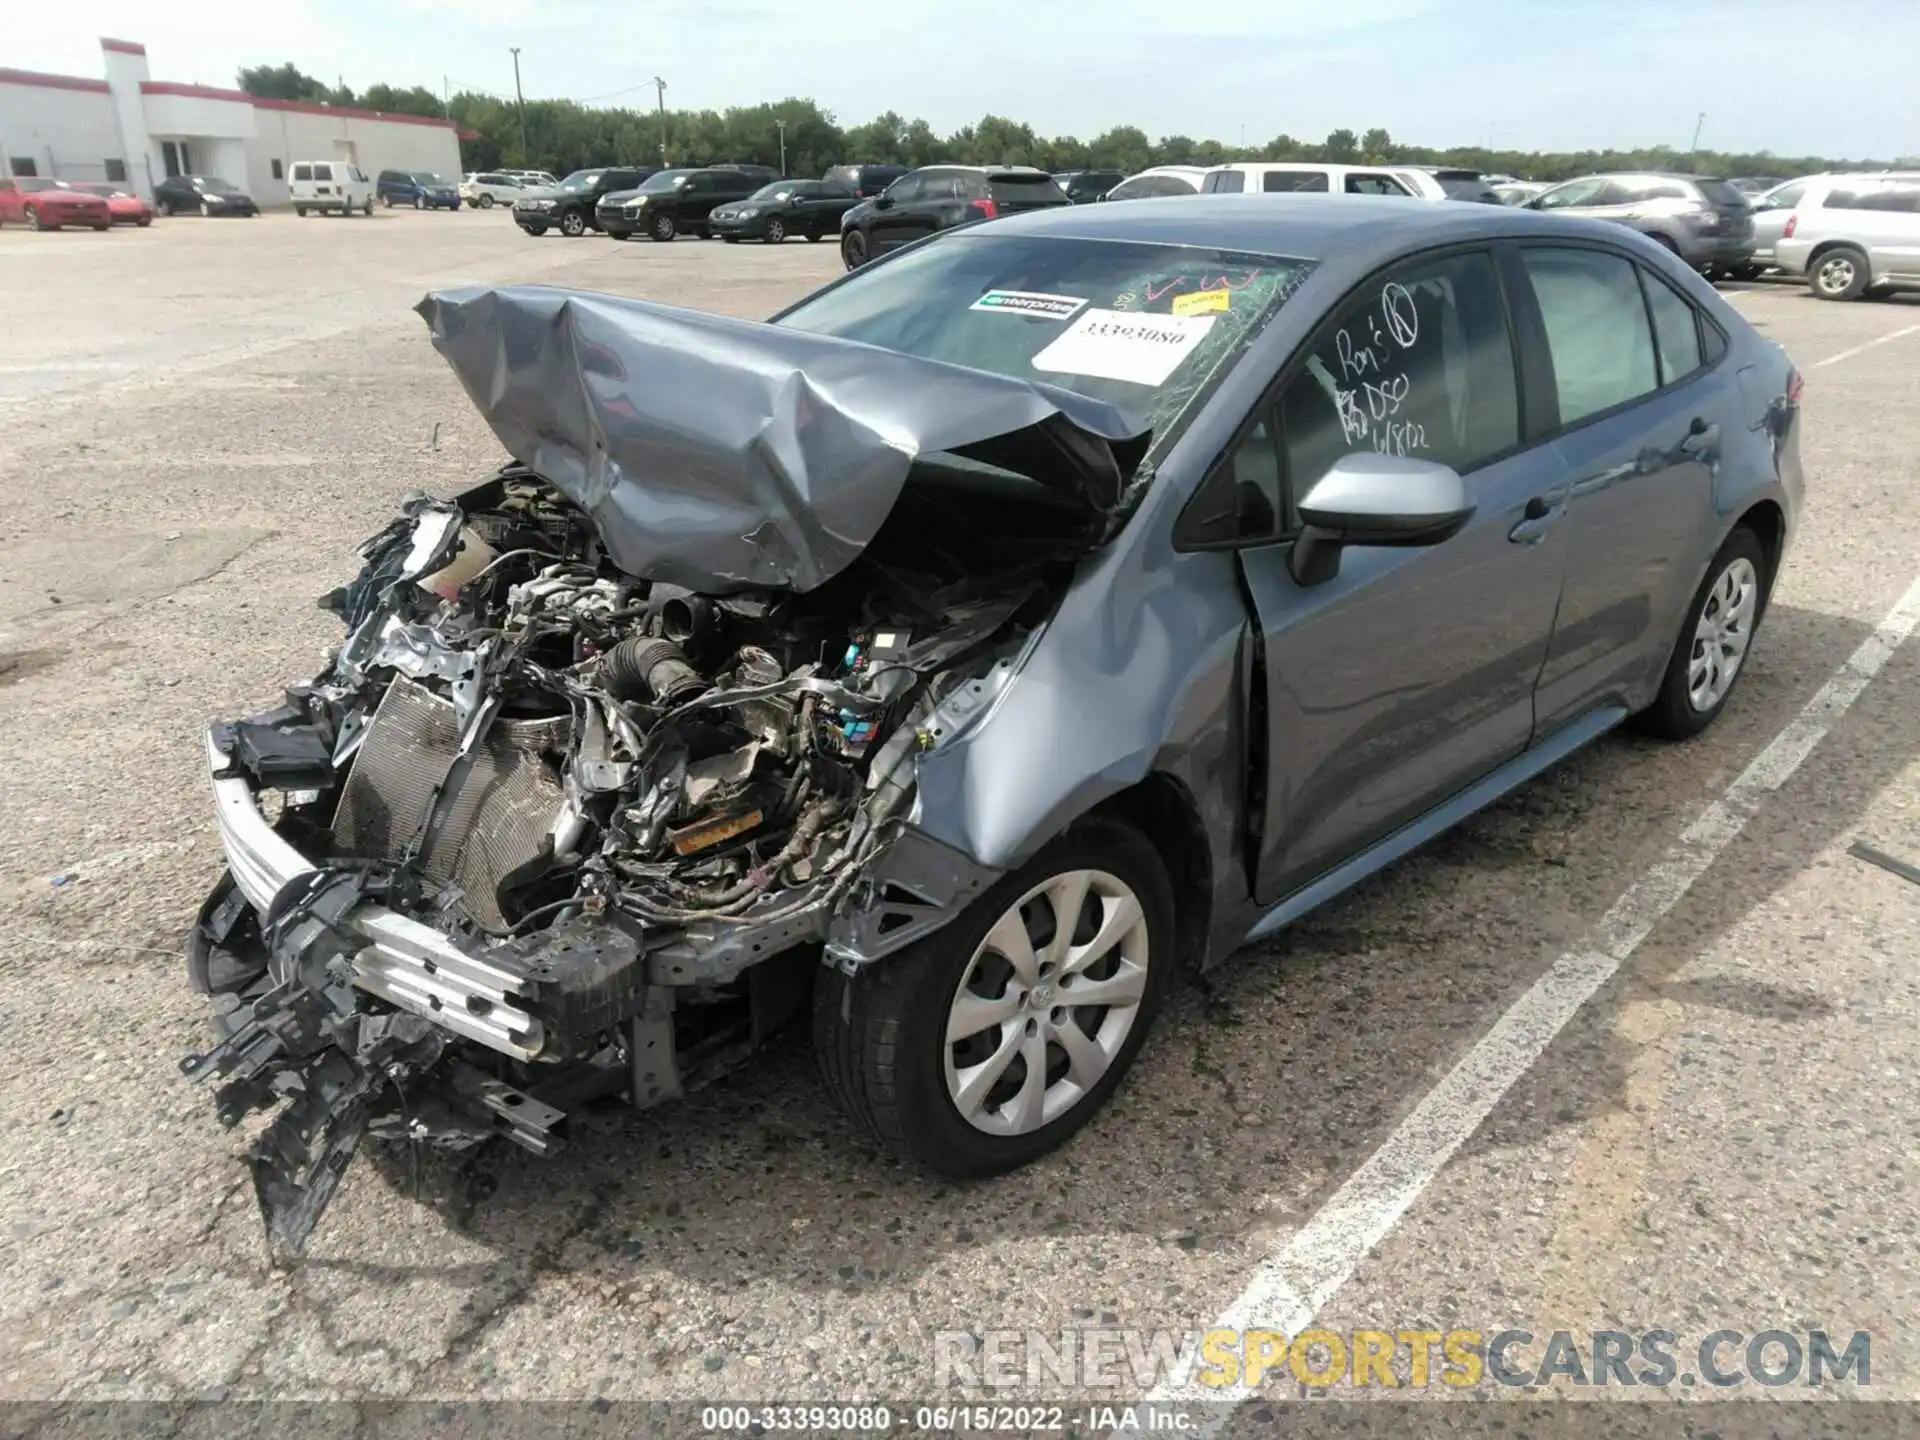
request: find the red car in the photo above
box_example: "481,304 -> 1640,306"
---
0,178 -> 112,231
71,182 -> 153,227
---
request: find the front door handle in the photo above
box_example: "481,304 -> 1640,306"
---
1509,494 -> 1559,545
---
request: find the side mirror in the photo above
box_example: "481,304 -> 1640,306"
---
1289,453 -> 1474,587
874,194 -> 893,210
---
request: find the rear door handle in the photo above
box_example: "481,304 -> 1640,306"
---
1681,417 -> 1721,455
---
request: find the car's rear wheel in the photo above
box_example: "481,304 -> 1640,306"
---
765,216 -> 786,243
201,200 -> 213,217
560,210 -> 587,237
1635,526 -> 1770,740
813,817 -> 1172,1177
841,230 -> 868,269
1810,246 -> 1869,301
25,207 -> 43,231
651,212 -> 678,242
479,193 -> 494,209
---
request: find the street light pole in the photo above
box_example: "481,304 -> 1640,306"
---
509,47 -> 528,167
1690,111 -> 1707,153
776,119 -> 787,176
651,76 -> 668,166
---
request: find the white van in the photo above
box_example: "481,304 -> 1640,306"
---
1199,163 -> 1424,198
290,160 -> 374,217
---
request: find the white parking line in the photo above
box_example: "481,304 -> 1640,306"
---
1812,321 -> 1920,369
1141,570 -> 1920,1429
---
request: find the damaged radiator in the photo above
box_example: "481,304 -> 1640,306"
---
331,677 -> 569,928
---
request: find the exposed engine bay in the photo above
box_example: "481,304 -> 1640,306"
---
183,457 -> 1093,1255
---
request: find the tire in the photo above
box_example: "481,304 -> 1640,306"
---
722,235 -> 740,243
382,194 -> 393,208
765,217 -> 786,243
806,230 -> 823,242
295,205 -> 307,217
201,200 -> 212,217
560,209 -> 588,237
1634,526 -> 1771,740
812,816 -> 1173,1178
26,208 -> 42,231
364,199 -> 374,216
841,230 -> 868,269
478,193 -> 494,209
413,194 -> 423,210
1809,246 -> 1869,301
163,201 -> 178,217
137,217 -> 151,228
520,223 -> 547,237
650,211 -> 678,242
94,222 -> 110,232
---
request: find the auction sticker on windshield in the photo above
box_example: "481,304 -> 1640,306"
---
1031,309 -> 1218,387
970,290 -> 1088,320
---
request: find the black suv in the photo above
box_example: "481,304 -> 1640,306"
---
1054,169 -> 1126,203
599,167 -> 760,241
514,166 -> 653,237
838,166 -> 1068,269
823,163 -> 910,199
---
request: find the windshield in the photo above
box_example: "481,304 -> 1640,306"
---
749,183 -> 796,202
193,177 -> 240,193
639,170 -> 694,193
558,170 -> 604,192
17,178 -> 58,193
776,233 -> 1316,455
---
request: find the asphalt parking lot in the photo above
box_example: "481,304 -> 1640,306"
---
1,209 -> 1917,1426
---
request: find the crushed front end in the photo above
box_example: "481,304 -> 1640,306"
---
184,466 -> 1069,1255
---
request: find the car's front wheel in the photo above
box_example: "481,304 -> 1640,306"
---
765,216 -> 786,243
841,230 -> 868,269
1810,246 -> 1870,301
1636,526 -> 1770,740
559,210 -> 588,237
814,817 -> 1172,1177
478,193 -> 494,209
651,212 -> 678,242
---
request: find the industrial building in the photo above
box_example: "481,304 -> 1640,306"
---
0,38 -> 464,207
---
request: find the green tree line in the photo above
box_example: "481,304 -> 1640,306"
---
239,64 -> 1905,184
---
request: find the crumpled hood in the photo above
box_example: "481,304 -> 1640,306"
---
415,284 -> 1151,593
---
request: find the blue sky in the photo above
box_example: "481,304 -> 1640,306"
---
17,0 -> 1920,159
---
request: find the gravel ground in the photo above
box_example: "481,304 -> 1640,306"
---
0,213 -> 1916,1428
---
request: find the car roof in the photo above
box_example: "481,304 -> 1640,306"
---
980,193 -> 1651,270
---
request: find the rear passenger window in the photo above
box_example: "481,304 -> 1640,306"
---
1640,270 -> 1704,385
1345,175 -> 1407,195
1266,171 -> 1329,193
1521,247 -> 1660,426
1279,249 -> 1520,487
1204,171 -> 1245,194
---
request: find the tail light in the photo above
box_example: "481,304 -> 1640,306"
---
1783,213 -> 1798,239
1787,370 -> 1804,404
970,198 -> 1000,219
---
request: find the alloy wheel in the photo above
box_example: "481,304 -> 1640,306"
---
1688,557 -> 1759,711
479,194 -> 493,208
561,211 -> 586,236
1816,255 -> 1856,296
766,217 -> 785,243
943,868 -> 1150,1136
652,213 -> 676,241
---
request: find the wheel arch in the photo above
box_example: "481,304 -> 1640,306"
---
1733,497 -> 1786,596
1080,773 -> 1214,973
1806,237 -> 1872,279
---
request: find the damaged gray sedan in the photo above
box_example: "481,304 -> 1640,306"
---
185,197 -> 1803,1253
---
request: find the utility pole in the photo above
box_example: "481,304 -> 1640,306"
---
1690,111 -> 1706,154
776,119 -> 787,176
510,47 -> 528,167
442,74 -> 451,119
651,76 -> 668,166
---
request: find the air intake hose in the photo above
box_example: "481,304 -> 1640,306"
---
601,636 -> 709,704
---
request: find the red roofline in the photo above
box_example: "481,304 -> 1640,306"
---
138,81 -> 456,129
0,67 -> 112,95
100,37 -> 147,56
251,95 -> 457,130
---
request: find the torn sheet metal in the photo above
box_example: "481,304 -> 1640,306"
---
414,285 -> 1152,594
